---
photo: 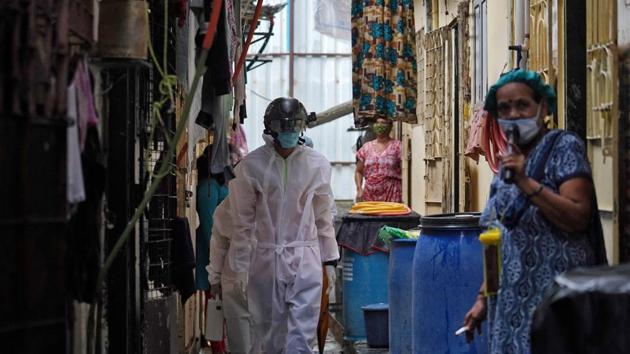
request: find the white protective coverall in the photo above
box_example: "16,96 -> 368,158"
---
227,135 -> 339,353
206,198 -> 255,354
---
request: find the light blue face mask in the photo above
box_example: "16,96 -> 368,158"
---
276,132 -> 301,148
498,105 -> 542,145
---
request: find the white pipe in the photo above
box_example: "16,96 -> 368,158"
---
514,0 -> 529,68
523,0 -> 529,38
515,0 -> 525,45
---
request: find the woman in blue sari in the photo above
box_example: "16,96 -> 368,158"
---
462,70 -> 607,354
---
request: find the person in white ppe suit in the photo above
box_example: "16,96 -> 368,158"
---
226,97 -> 339,353
207,198 -> 256,354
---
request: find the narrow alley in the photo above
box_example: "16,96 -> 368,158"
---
1,0 -> 630,354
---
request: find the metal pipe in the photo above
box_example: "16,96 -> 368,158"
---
513,0 -> 529,69
308,100 -> 353,128
231,0 -> 263,82
514,0 -> 524,44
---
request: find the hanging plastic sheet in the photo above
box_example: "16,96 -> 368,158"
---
531,264 -> 630,354
315,0 -> 351,41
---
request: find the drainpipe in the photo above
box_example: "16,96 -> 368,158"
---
513,0 -> 529,69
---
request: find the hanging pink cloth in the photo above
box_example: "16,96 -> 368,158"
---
229,123 -> 249,165
464,104 -> 487,162
73,58 -> 99,150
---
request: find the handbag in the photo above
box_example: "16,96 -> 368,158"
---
205,297 -> 224,341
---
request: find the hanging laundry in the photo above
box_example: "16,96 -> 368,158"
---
197,70 -> 233,179
73,58 -> 99,151
315,0 -> 352,41
225,0 -> 240,66
464,104 -> 488,162
351,0 -> 417,126
229,123 -> 248,164
71,66 -> 87,152
196,0 -> 232,95
188,85 -> 207,171
210,93 -> 232,176
230,0 -> 247,121
67,81 -> 86,207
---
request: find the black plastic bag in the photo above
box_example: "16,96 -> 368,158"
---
531,264 -> 630,354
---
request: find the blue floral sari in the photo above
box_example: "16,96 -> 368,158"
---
480,130 -> 606,354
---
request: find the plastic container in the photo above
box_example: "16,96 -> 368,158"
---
389,239 -> 417,353
411,213 -> 488,354
342,248 -> 389,340
362,303 -> 389,348
479,227 -> 502,296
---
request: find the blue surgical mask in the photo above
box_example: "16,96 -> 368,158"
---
498,105 -> 542,145
276,132 -> 301,148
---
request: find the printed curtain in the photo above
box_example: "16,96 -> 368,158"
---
351,0 -> 417,126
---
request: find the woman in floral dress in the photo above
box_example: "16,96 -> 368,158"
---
355,118 -> 402,203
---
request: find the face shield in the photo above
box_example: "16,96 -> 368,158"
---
266,115 -> 306,134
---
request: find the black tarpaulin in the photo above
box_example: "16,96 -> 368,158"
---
531,264 -> 630,354
336,212 -> 420,255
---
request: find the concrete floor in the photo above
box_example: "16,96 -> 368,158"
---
314,333 -> 390,354
199,332 -> 390,354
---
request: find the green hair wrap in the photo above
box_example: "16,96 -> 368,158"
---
483,70 -> 557,116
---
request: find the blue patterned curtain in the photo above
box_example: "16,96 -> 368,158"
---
351,0 -> 417,126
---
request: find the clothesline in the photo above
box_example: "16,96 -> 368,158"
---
248,88 -> 273,102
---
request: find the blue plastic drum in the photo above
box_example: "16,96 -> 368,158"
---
389,239 -> 417,353
342,248 -> 389,340
362,303 -> 390,348
411,213 -> 488,354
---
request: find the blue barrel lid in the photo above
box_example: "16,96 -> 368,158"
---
420,213 -> 481,230
362,303 -> 389,311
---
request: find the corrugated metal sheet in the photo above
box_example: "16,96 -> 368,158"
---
243,0 -> 360,200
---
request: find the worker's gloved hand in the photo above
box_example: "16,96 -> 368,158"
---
235,272 -> 248,301
325,265 -> 336,296
210,282 -> 222,299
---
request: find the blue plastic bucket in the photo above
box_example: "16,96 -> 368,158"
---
362,303 -> 389,348
342,248 -> 389,340
411,213 -> 488,354
389,239 -> 417,353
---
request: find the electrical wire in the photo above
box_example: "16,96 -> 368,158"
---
248,88 -> 273,102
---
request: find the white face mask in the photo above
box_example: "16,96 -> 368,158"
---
497,104 -> 542,145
